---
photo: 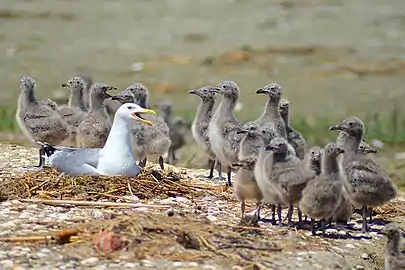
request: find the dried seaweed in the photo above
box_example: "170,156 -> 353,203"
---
0,165 -> 232,201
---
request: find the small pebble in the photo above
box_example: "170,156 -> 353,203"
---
345,243 -> 355,249
338,230 -> 347,235
81,257 -> 99,267
189,262 -> 199,267
26,204 -> 38,210
0,260 -> 14,266
172,261 -> 183,267
167,209 -> 175,217
354,265 -> 365,270
206,215 -> 218,222
325,228 -> 338,234
361,253 -> 369,260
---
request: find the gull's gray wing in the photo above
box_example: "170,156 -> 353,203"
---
48,148 -> 103,176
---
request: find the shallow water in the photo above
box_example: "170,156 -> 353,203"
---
1,0 -> 405,120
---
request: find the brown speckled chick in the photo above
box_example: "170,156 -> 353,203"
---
279,98 -> 306,160
76,83 -> 116,148
299,142 -> 345,236
58,77 -> 88,146
330,117 -> 397,232
16,76 -> 70,167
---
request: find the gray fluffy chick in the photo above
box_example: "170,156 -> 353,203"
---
330,116 -> 397,232
299,142 -> 345,236
76,83 -> 116,148
382,223 -> 405,270
16,76 -> 70,167
279,98 -> 306,160
189,86 -> 223,179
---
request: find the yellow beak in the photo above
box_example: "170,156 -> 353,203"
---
131,109 -> 156,126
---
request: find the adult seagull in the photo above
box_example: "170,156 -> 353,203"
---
36,103 -> 156,177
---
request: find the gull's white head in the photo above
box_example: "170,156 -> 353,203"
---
116,103 -> 156,126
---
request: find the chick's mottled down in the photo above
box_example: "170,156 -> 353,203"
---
76,83 -> 116,148
330,116 -> 397,232
299,143 -> 345,235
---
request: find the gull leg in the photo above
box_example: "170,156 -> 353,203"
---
167,148 -> 174,165
271,205 -> 276,225
24,148 -> 45,169
226,166 -> 232,187
197,159 -> 215,179
287,204 -> 294,227
208,159 -> 215,178
297,206 -> 303,223
368,207 -> 373,223
159,156 -> 164,170
277,204 -> 282,227
255,202 -> 263,220
240,200 -> 245,219
311,218 -> 316,235
138,157 -> 147,167
361,204 -> 368,233
213,160 -> 225,180
321,219 -> 326,237
304,215 -> 308,222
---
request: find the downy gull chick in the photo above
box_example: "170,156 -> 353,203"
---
254,83 -> 287,138
330,116 -> 397,232
16,76 -> 69,168
189,86 -> 223,179
208,81 -> 244,187
279,97 -> 306,159
58,77 -> 88,146
156,101 -> 187,164
382,223 -> 405,270
76,83 -> 116,148
259,137 -> 316,226
37,103 -> 156,176
232,122 -> 274,218
299,142 -> 345,236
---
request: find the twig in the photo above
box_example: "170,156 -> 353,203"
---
127,181 -> 135,197
0,235 -> 80,243
24,183 -> 31,197
29,173 -> 64,193
18,199 -> 171,208
217,244 -> 282,251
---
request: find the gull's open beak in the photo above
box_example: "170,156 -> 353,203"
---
256,88 -> 267,94
265,145 -> 277,151
188,89 -> 198,95
236,129 -> 248,134
131,109 -> 156,126
209,87 -> 221,93
329,123 -> 345,131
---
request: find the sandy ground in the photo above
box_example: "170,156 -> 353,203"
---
0,143 -> 404,269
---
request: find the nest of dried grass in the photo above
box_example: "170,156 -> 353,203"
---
374,200 -> 405,218
73,212 -> 292,268
0,165 -> 232,201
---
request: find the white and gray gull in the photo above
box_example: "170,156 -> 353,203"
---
208,81 -> 244,187
37,103 -> 156,177
111,83 -> 170,170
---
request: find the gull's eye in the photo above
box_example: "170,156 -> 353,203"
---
127,106 -> 133,110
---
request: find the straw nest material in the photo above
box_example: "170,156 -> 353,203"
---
52,211 -> 330,268
0,164 -> 233,201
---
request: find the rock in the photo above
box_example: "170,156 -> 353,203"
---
361,253 -> 369,260
206,215 -> 218,222
81,257 -> 99,267
345,243 -> 355,249
26,204 -> 38,210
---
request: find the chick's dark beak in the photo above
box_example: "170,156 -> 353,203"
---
256,88 -> 267,94
329,124 -> 343,131
265,145 -> 276,151
188,89 -> 197,95
236,129 -> 248,134
209,87 -> 221,93
61,83 -> 68,88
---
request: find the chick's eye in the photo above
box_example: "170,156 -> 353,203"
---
311,151 -> 315,154
278,143 -> 283,147
262,130 -> 266,134
348,122 -> 353,126
222,84 -> 227,89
